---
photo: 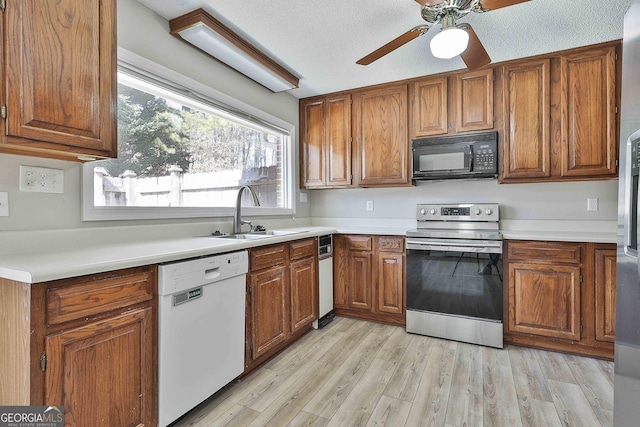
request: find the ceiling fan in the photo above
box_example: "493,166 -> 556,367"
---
356,0 -> 530,70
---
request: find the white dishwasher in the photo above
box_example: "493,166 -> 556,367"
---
158,251 -> 248,427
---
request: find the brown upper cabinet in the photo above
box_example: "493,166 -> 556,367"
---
352,84 -> 410,187
409,68 -> 494,139
409,76 -> 448,138
454,68 -> 494,133
301,84 -> 411,189
300,94 -> 352,189
501,59 -> 552,179
559,47 -> 618,178
0,0 -> 117,161
500,44 -> 619,182
298,41 -> 619,188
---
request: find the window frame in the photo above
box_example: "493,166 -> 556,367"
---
82,48 -> 296,222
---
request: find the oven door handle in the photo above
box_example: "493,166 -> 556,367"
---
406,239 -> 503,254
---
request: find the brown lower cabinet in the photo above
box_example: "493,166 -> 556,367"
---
333,235 -> 405,325
0,266 -> 158,426
504,240 -> 615,359
245,238 -> 319,374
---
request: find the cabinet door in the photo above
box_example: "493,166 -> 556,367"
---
290,257 -> 318,333
508,262 -> 581,341
501,60 -> 551,179
560,47 -> 617,177
353,85 -> 409,186
45,308 -> 156,427
455,69 -> 494,133
3,0 -> 116,159
348,251 -> 373,311
410,77 -> 448,138
332,235 -> 350,309
595,248 -> 617,342
300,98 -> 326,188
376,252 -> 404,315
326,94 -> 352,187
249,265 -> 288,359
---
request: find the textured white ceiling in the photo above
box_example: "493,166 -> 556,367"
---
136,0 -> 634,98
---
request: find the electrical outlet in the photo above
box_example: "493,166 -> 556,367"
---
19,166 -> 64,194
587,198 -> 599,211
299,192 -> 308,203
366,200 -> 374,212
0,192 -> 8,216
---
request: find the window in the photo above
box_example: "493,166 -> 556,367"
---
83,53 -> 294,221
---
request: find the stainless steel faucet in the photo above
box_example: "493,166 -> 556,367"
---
233,185 -> 261,234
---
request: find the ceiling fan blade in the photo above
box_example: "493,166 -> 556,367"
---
357,26 -> 428,65
459,25 -> 491,70
479,0 -> 530,11
414,0 -> 444,6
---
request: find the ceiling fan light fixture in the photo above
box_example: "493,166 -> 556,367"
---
430,27 -> 469,59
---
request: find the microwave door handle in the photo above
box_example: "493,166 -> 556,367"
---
468,146 -> 474,172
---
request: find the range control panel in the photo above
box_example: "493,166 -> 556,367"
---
416,203 -> 500,222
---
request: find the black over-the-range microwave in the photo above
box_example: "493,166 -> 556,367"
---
411,131 -> 498,181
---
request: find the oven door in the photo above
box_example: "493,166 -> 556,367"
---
405,238 -> 504,348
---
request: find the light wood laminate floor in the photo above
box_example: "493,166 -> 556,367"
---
171,317 -> 614,427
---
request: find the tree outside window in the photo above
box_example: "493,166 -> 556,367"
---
93,73 -> 285,209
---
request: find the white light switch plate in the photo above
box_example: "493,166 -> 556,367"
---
19,166 -> 64,193
0,192 -> 8,216
587,197 -> 599,211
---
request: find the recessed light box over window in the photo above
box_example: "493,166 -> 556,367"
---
169,9 -> 300,93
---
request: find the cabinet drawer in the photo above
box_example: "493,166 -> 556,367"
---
507,241 -> 581,264
289,238 -> 316,261
347,236 -> 373,251
47,269 -> 154,326
377,237 -> 405,253
250,244 -> 287,271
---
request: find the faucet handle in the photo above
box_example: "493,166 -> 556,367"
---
240,220 -> 252,232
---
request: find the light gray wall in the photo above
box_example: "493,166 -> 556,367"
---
310,179 -> 618,221
0,0 -> 306,232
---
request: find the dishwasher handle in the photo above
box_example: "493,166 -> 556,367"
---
205,267 -> 220,281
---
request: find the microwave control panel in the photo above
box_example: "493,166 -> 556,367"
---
472,142 -> 497,172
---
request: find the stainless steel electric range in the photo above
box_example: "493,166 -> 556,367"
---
405,203 -> 503,348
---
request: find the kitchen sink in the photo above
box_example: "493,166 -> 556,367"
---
214,233 -> 270,240
207,230 -> 307,239
250,230 -> 307,236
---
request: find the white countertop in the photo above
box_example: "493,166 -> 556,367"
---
0,219 -> 618,284
500,230 -> 617,243
0,227 -> 337,284
498,219 -> 617,244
